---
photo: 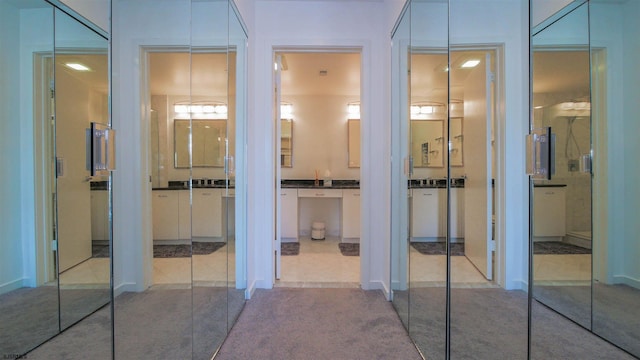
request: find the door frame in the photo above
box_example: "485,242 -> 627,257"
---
272,46 -> 364,286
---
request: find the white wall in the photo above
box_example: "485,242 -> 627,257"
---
60,0 -> 109,32
0,2 -> 24,293
621,0 -> 640,288
247,0 -> 399,293
280,95 -> 360,180
531,0 -> 574,28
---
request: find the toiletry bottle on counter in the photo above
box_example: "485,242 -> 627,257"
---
324,170 -> 332,187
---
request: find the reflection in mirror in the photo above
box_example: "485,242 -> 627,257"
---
531,1 -> 592,329
450,117 -> 463,166
390,0 -> 411,337
281,119 -> 293,167
347,119 -> 360,168
175,119 -> 227,168
411,119 -> 444,168
589,1 -> 640,356
0,1 -> 59,356
54,6 -> 111,333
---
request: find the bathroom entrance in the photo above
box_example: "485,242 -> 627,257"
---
273,50 -> 362,287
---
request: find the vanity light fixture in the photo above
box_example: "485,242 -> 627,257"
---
411,102 -> 446,119
281,103 -> 293,118
560,101 -> 591,111
174,103 -> 228,117
461,59 -> 480,68
65,63 -> 90,71
347,102 -> 360,119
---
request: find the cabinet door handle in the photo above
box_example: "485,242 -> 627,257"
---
158,195 -> 168,198
281,193 -> 287,196
545,191 -> 555,195
423,193 -> 432,196
315,193 -> 325,197
202,193 -> 212,196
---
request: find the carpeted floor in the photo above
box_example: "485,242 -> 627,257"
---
27,287 -> 244,360
393,287 -> 636,359
215,288 -> 421,360
533,241 -> 591,254
535,283 -> 640,355
411,242 -> 465,256
281,242 -> 300,256
0,286 -> 110,357
338,243 -> 359,256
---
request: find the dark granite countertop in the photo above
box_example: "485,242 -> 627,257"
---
281,179 -> 360,189
409,178 -> 465,188
533,183 -> 567,187
153,179 -> 234,190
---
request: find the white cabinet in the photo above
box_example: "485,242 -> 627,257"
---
90,190 -> 109,241
342,189 -> 360,241
533,186 -> 566,237
450,188 -> 464,239
297,188 -> 343,198
152,191 -> 180,240
192,188 -> 222,239
177,190 -> 191,240
281,189 -> 298,240
411,188 -> 445,239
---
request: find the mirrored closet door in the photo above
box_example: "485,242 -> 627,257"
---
531,1 -> 640,357
0,1 -> 112,357
391,0 -> 527,358
112,0 -> 247,358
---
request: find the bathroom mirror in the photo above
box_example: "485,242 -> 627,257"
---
174,119 -> 226,168
411,120 -> 444,168
281,119 -> 293,167
450,117 -> 463,166
347,119 -> 360,168
531,1 -> 592,330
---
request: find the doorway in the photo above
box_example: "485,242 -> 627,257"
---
273,50 -> 362,287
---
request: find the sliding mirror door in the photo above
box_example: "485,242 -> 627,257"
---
590,1 -> 640,356
227,1 -> 248,331
409,0 -> 449,358
0,1 -> 58,356
531,1 -> 592,329
1,1 -> 112,357
54,6 -> 111,331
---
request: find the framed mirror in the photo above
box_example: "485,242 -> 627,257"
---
411,120 -> 444,167
348,119 -> 360,168
281,119 -> 293,167
174,119 -> 226,168
450,117 -> 463,166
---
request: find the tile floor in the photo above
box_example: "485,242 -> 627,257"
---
56,242 -> 592,289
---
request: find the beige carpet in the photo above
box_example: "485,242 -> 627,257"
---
215,288 -> 422,360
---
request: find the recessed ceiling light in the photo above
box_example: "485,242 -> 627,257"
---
461,59 -> 480,68
66,63 -> 90,71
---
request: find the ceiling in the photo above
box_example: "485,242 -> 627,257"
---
278,52 -> 361,96
57,54 -> 109,93
140,49 -> 588,105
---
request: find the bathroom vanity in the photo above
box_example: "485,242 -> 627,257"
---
151,181 -> 235,242
280,180 -> 360,243
410,179 -> 465,241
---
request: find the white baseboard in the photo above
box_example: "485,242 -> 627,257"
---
114,282 -> 143,297
613,275 -> 640,290
0,278 -> 26,295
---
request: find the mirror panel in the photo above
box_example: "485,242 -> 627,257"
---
390,0 -> 411,335
347,119 -> 360,168
450,117 -> 463,166
174,119 -> 226,168
590,1 -> 640,356
0,1 -> 59,356
54,6 -> 111,330
411,120 -> 444,168
407,1 -> 449,358
227,0 -> 247,332
531,1 -> 592,329
281,119 -> 293,167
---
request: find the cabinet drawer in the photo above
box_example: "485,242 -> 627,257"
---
298,189 -> 342,198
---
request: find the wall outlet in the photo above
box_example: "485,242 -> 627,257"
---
568,159 -> 579,172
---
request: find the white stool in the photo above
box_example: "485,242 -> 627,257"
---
311,221 -> 326,240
